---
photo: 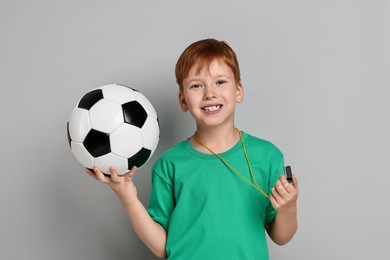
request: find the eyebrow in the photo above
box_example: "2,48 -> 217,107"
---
213,74 -> 231,78
185,74 -> 231,82
183,78 -> 202,85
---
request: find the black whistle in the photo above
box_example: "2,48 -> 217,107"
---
285,166 -> 293,184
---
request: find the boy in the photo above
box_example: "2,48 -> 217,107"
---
87,38 -> 299,259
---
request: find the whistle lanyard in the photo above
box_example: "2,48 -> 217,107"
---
193,129 -> 269,199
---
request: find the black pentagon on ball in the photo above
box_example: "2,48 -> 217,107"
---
78,89 -> 104,110
128,148 -> 151,168
122,101 -> 148,128
83,129 -> 111,157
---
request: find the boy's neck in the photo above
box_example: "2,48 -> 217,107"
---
191,125 -> 240,154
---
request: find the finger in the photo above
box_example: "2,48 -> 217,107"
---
280,174 -> 289,186
271,186 -> 283,203
269,192 -> 279,208
129,166 -> 138,176
280,175 -> 296,194
271,187 -> 285,211
126,166 -> 138,180
275,179 -> 290,198
109,166 -> 120,182
85,168 -> 98,181
292,174 -> 299,190
93,167 -> 110,183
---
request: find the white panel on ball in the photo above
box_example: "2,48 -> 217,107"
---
141,116 -> 160,150
71,141 -> 95,169
68,108 -> 91,142
95,153 -> 129,175
102,84 -> 137,104
89,99 -> 124,133
110,124 -> 143,158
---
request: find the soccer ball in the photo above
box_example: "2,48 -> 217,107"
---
67,84 -> 159,175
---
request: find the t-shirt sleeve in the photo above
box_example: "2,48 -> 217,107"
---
147,159 -> 175,231
264,147 -> 285,224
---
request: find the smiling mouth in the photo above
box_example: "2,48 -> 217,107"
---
203,105 -> 222,112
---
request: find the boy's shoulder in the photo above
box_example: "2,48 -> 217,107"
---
243,131 -> 283,157
151,139 -> 192,178
155,138 -> 189,161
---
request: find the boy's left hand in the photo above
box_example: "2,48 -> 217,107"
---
270,175 -> 299,213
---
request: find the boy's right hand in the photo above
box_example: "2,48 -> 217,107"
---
85,166 -> 138,204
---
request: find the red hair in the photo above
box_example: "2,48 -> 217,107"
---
175,39 -> 241,90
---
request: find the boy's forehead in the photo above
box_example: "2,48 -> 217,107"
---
187,59 -> 231,77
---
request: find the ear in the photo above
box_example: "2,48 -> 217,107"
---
178,91 -> 188,112
236,81 -> 244,103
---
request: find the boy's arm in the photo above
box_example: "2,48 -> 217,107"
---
266,175 -> 299,245
86,167 -> 167,259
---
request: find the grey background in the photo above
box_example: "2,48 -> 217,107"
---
1,0 -> 389,259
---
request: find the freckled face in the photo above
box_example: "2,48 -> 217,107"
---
178,60 -> 244,129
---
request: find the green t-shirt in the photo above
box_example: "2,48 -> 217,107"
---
148,131 -> 284,259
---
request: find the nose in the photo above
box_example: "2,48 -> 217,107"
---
203,86 -> 217,100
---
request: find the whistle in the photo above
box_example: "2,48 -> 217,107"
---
285,166 -> 293,184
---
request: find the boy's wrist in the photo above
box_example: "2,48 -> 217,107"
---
276,203 -> 297,216
112,183 -> 139,206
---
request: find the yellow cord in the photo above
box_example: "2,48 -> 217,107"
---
193,129 -> 270,199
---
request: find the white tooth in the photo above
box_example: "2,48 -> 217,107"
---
205,105 -> 220,111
